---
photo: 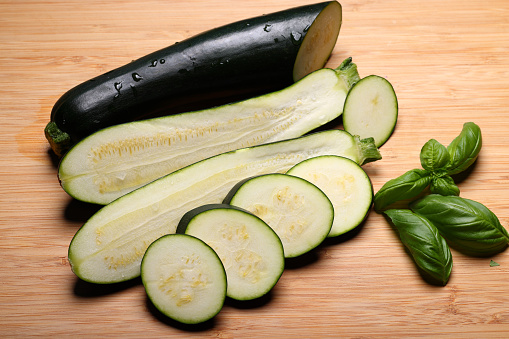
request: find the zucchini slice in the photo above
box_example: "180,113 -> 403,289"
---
223,174 -> 333,258
176,204 -> 284,301
342,75 -> 398,147
287,155 -> 373,237
141,234 -> 226,324
67,130 -> 381,284
58,59 -> 360,205
45,1 -> 342,156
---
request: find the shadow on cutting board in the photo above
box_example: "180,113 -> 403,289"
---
73,276 -> 142,298
64,198 -> 102,223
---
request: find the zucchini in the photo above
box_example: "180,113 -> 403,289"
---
176,204 -> 284,301
223,174 -> 333,258
343,75 -> 398,147
141,234 -> 226,324
45,1 -> 343,156
67,130 -> 381,284
286,155 -> 373,237
59,58 -> 361,205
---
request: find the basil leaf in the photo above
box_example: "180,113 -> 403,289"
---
446,122 -> 482,175
410,195 -> 509,256
420,139 -> 450,172
384,209 -> 452,286
430,175 -> 460,196
490,260 -> 500,267
374,169 -> 432,211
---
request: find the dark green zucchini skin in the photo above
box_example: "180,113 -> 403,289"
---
176,204 -> 252,235
46,1 -> 339,156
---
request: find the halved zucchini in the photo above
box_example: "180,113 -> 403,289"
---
67,130 -> 381,284
141,234 -> 226,324
176,204 -> 284,301
58,58 -> 360,205
223,174 -> 333,258
286,155 -> 373,237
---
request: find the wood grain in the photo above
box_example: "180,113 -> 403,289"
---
1,0 -> 509,337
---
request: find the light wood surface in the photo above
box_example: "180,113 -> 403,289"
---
1,0 -> 509,337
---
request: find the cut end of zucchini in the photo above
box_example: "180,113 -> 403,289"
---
141,234 -> 226,324
44,121 -> 72,157
343,75 -> 398,147
287,155 -> 373,237
293,1 -> 342,81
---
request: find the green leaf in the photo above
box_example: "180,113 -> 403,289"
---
490,260 -> 500,267
420,139 -> 450,172
374,169 -> 432,211
430,175 -> 460,196
410,195 -> 509,256
446,122 -> 482,175
384,209 -> 452,286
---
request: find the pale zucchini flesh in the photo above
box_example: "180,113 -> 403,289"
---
141,234 -> 226,324
176,204 -> 284,301
343,75 -> 398,147
287,155 -> 373,237
293,1 -> 342,81
58,58 -> 360,205
224,174 -> 333,258
67,130 -> 381,284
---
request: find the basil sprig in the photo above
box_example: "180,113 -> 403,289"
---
410,195 -> 509,257
375,122 -> 507,285
374,122 -> 481,211
384,209 -> 452,285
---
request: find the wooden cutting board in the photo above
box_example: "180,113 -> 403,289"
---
1,0 -> 509,337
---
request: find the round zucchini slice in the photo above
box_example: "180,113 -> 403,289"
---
343,75 -> 398,147
141,234 -> 226,324
176,204 -> 284,301
287,155 -> 373,237
223,173 -> 333,258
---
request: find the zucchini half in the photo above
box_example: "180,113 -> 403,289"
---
68,130 -> 381,284
59,58 -> 360,205
45,1 -> 343,156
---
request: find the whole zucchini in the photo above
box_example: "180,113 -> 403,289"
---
45,1 -> 343,156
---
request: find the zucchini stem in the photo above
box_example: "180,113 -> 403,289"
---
335,57 -> 361,90
44,121 -> 72,157
353,136 -> 382,165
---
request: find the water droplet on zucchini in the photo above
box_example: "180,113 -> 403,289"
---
132,73 -> 143,82
114,82 -> 122,97
264,24 -> 272,32
291,31 -> 302,45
